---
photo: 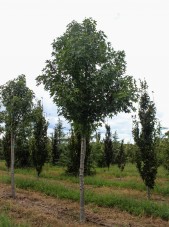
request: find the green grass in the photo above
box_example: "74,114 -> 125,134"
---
1,162 -> 169,196
0,213 -> 29,227
1,174 -> 169,221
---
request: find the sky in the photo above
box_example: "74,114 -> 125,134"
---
0,0 -> 169,142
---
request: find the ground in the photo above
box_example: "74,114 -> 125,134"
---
0,183 -> 169,227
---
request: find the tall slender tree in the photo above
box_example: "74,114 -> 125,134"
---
132,80 -> 158,199
0,75 -> 34,198
36,18 -> 137,222
31,100 -> 48,177
116,139 -> 126,175
104,124 -> 113,170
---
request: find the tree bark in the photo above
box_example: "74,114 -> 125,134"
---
11,131 -> 15,198
79,135 -> 86,223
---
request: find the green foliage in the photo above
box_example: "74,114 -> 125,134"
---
15,125 -> 32,168
36,17 -> 137,133
104,124 -> 113,169
0,75 -> 34,133
91,132 -> 105,167
2,131 -> 11,169
161,132 -> 169,172
132,80 -> 158,193
116,140 -> 126,172
112,131 -> 120,164
31,101 -> 48,177
51,118 -> 64,165
66,125 -> 95,176
124,142 -> 137,163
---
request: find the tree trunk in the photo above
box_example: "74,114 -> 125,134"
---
147,186 -> 151,200
79,135 -> 86,223
11,131 -> 15,198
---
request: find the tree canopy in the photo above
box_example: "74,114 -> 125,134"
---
36,18 -> 137,132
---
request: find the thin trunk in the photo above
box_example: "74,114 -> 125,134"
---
79,135 -> 86,223
11,131 -> 15,198
147,186 -> 151,200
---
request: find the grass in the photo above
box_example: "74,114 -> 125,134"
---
2,162 -> 169,196
0,213 -> 29,227
1,173 -> 169,221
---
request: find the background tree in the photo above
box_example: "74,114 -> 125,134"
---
51,119 -> 64,165
2,129 -> 11,170
31,100 -> 48,177
112,131 -> 120,164
15,124 -> 32,168
132,80 -> 158,199
161,131 -> 169,172
36,18 -> 137,222
91,132 -> 105,167
104,124 -> 113,170
0,75 -> 34,198
66,124 -> 94,176
116,139 -> 126,176
51,125 -> 60,165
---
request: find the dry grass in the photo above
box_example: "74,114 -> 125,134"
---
0,183 -> 169,227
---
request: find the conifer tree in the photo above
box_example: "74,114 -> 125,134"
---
31,101 -> 48,177
104,124 -> 113,170
132,80 -> 158,199
116,139 -> 126,175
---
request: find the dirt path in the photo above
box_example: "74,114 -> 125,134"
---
0,183 -> 169,227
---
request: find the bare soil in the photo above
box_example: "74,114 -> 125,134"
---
0,183 -> 169,227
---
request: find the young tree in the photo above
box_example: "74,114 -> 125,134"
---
116,139 -> 126,176
0,75 -> 34,198
104,124 -> 113,170
66,124 -> 94,176
132,80 -> 158,199
112,131 -> 120,164
51,119 -> 64,165
31,100 -> 48,177
36,18 -> 137,222
51,126 -> 60,165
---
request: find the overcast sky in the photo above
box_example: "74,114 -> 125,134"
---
0,0 -> 169,142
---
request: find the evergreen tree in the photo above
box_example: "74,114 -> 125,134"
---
132,80 -> 158,199
51,119 -> 64,165
112,131 -> 120,164
15,124 -> 32,168
116,139 -> 126,174
91,132 -> 105,167
31,101 -> 48,177
51,126 -> 60,165
104,124 -> 113,170
66,124 -> 94,176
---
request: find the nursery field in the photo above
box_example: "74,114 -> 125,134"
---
0,161 -> 169,227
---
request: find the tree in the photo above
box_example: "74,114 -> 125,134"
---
104,124 -> 113,170
51,118 -> 64,165
112,131 -> 120,164
36,18 -> 137,222
31,100 -> 48,177
51,125 -> 60,165
0,75 -> 34,198
2,130 -> 11,169
161,131 -> 169,172
116,140 -> 126,176
66,124 -> 94,176
132,80 -> 158,199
